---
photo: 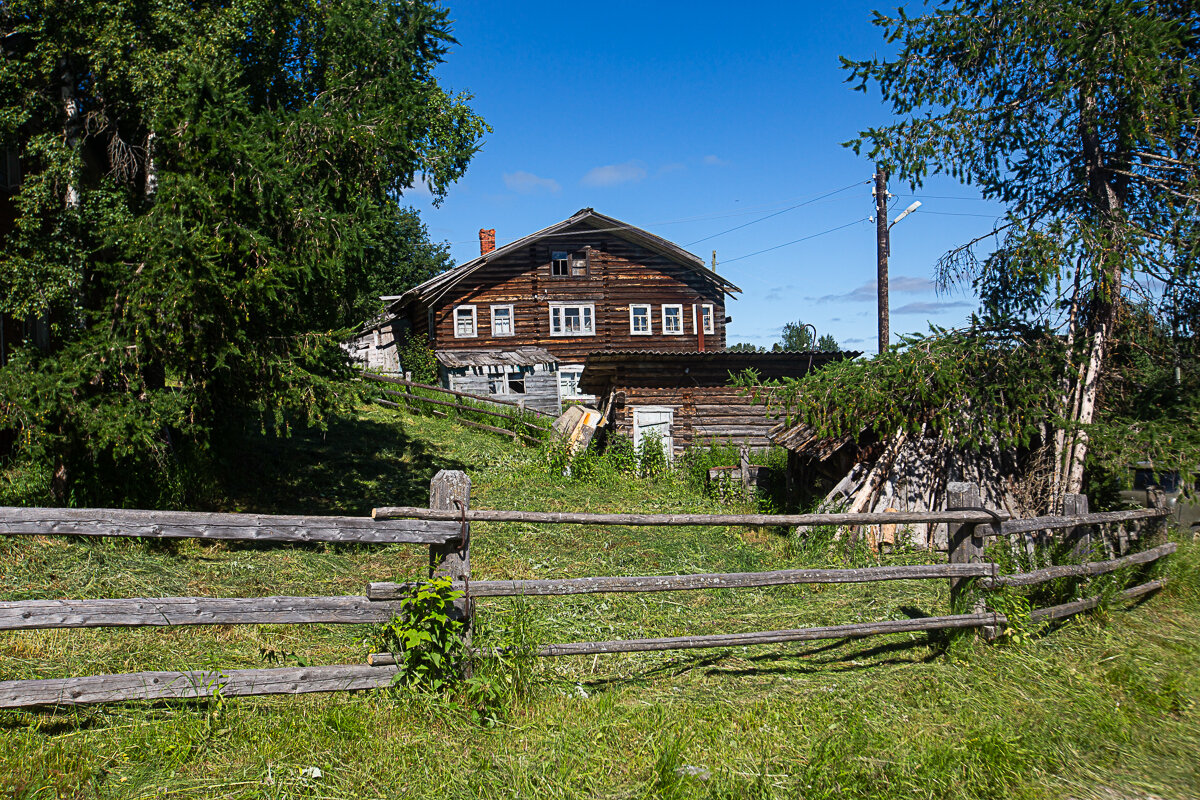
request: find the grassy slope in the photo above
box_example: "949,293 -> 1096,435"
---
0,405 -> 1197,799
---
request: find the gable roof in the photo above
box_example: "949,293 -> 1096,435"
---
388,208 -> 741,311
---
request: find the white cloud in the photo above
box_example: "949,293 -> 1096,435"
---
813,276 -> 938,303
581,161 -> 647,187
503,170 -> 561,194
892,300 -> 972,314
702,154 -> 729,167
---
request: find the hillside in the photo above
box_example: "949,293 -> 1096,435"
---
1,405 -> 1198,799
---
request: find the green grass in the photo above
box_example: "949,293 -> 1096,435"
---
2,404 -> 1198,799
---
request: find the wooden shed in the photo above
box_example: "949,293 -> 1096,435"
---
580,349 -> 858,457
436,347 -> 561,415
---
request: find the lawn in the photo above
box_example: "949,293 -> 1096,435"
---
1,404 -> 1197,799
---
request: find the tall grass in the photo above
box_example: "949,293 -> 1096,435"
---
0,404 -> 1197,799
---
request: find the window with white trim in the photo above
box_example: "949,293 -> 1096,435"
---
490,304 -> 514,337
549,302 -> 595,336
558,364 -> 586,399
699,304 -> 715,334
629,304 -> 652,335
661,304 -> 684,335
551,249 -> 589,278
453,305 -> 477,338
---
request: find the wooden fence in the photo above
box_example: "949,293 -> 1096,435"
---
0,472 -> 1175,709
363,372 -> 552,446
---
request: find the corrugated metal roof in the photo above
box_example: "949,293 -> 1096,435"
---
582,349 -> 862,361
436,347 -> 558,369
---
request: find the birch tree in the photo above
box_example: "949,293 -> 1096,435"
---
843,0 -> 1200,508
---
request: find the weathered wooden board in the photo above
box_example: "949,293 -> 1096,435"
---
0,507 -> 460,544
0,664 -> 399,708
366,563 -> 997,600
505,613 -> 996,657
1029,579 -> 1165,622
1000,508 -> 1168,536
370,506 -> 1009,526
990,543 -> 1176,587
0,596 -> 403,631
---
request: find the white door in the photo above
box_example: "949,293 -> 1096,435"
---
633,406 -> 673,461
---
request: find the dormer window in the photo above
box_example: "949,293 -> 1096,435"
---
551,249 -> 588,277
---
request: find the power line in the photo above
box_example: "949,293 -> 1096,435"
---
720,217 -> 869,265
684,180 -> 869,246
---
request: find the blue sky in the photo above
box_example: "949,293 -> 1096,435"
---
406,0 -> 1007,352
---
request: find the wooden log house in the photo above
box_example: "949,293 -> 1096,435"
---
370,208 -> 743,413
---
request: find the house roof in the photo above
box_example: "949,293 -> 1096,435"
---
388,208 -> 741,311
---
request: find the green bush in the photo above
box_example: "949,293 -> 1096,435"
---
398,332 -> 439,385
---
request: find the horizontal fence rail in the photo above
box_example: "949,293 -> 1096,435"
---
375,398 -> 543,445
999,508 -> 1168,536
378,388 -> 546,432
0,596 -> 401,632
363,578 -> 1170,665
363,372 -> 555,418
0,507 -> 460,545
367,563 -> 999,600
0,664 -> 399,709
987,543 -> 1176,588
371,506 -> 1012,527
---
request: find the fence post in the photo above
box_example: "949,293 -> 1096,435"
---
1063,493 -> 1091,559
947,481 -> 996,639
1147,487 -> 1168,547
428,470 -> 472,659
739,444 -> 751,497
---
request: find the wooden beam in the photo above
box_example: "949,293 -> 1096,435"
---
374,399 -> 541,445
0,507 -> 460,544
379,389 -> 546,432
370,506 -> 1010,527
988,543 -> 1176,588
364,613 -> 997,662
1000,508 -> 1168,536
0,596 -> 403,631
366,563 -> 997,600
363,372 -> 555,417
0,664 -> 399,709
1029,579 -> 1165,622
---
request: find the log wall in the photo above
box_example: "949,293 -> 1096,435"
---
402,222 -> 729,361
611,386 -> 783,454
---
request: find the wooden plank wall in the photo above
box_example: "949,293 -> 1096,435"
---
613,386 -> 784,453
405,223 -> 728,360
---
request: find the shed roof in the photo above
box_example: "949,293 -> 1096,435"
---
436,347 -> 558,369
389,208 -> 741,311
579,349 -> 860,393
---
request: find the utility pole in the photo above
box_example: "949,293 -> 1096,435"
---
711,250 -> 718,271
875,167 -> 890,354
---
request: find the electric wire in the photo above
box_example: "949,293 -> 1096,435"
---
720,217 -> 870,265
684,180 -> 869,246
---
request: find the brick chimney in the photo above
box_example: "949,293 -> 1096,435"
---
479,228 -> 496,255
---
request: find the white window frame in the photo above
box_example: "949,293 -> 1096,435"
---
700,304 -> 715,335
629,304 -> 652,336
558,363 -> 587,399
452,305 -> 477,338
661,304 -> 684,336
548,302 -> 596,337
490,304 -> 514,337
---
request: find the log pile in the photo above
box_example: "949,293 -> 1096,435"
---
779,423 -> 1047,551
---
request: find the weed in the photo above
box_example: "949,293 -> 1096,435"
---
373,577 -> 466,692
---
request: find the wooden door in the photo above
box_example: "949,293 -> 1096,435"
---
633,406 -> 674,461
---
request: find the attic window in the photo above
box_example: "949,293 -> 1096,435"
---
551,249 -> 588,277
